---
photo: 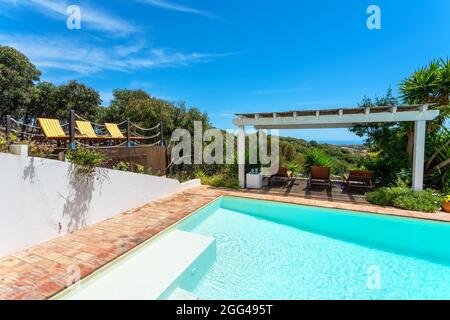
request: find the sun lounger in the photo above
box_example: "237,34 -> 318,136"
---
268,167 -> 293,186
343,170 -> 375,191
308,166 -> 332,190
105,123 -> 145,141
75,120 -> 109,141
38,118 -> 69,141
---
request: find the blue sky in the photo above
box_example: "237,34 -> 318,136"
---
1,0 -> 449,143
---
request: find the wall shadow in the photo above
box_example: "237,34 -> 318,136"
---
22,157 -> 36,184
61,166 -> 101,233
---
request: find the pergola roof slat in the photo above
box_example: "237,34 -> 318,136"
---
233,104 -> 438,129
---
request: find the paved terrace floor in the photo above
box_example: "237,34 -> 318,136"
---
1,185 -> 449,300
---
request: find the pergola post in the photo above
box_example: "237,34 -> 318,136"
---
412,120 -> 426,191
238,125 -> 246,188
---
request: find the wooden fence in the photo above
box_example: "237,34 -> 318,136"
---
99,145 -> 167,175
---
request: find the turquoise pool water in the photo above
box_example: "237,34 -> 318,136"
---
170,196 -> 450,300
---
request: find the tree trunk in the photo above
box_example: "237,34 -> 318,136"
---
406,129 -> 414,163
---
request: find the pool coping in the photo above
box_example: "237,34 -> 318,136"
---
51,197 -> 221,300
0,185 -> 449,300
218,188 -> 450,223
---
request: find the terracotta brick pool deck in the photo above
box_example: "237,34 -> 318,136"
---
1,185 -> 449,300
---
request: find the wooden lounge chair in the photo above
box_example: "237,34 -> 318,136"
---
343,170 -> 375,191
105,123 -> 145,141
75,120 -> 109,141
307,166 -> 332,190
268,167 -> 293,186
105,123 -> 125,139
38,118 -> 69,141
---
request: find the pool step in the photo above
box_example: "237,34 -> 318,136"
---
167,288 -> 198,300
58,230 -> 215,300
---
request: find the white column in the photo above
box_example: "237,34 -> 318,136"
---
238,125 -> 246,188
412,120 -> 426,191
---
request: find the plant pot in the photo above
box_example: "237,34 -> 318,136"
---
442,201 -> 450,213
9,144 -> 28,157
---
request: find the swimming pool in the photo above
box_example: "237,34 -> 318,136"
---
59,196 -> 450,300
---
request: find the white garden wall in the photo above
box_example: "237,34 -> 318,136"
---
0,153 -> 201,258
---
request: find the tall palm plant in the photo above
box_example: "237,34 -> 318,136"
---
302,148 -> 336,174
400,59 -> 450,155
400,58 -> 450,128
401,58 -> 450,191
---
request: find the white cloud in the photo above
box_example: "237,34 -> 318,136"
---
0,33 -> 231,75
137,0 -> 220,20
0,0 -> 137,35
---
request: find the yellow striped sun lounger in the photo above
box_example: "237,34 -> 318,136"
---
75,120 -> 98,138
38,118 -> 67,139
105,123 -> 145,141
105,123 -> 125,139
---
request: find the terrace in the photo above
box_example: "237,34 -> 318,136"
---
242,178 -> 369,205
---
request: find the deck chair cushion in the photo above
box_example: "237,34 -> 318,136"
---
348,170 -> 374,183
105,123 -> 125,139
75,120 -> 97,138
310,166 -> 331,180
38,118 -> 66,138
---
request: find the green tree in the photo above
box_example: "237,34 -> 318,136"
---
28,82 -> 59,119
56,80 -> 102,121
400,59 -> 450,191
400,59 -> 450,151
352,60 -> 450,190
0,46 -> 41,121
350,88 -> 411,186
99,89 -> 210,145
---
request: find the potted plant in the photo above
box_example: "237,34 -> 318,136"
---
443,196 -> 450,213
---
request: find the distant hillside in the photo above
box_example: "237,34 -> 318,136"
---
279,136 -> 368,176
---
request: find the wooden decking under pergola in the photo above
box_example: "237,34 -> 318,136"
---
233,104 -> 440,191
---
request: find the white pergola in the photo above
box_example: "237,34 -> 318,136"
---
233,105 -> 440,191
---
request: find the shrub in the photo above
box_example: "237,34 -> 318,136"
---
145,165 -> 161,176
66,147 -> 105,176
135,164 -> 145,174
195,169 -> 240,189
393,189 -> 443,213
168,171 -> 194,183
0,135 -> 54,157
367,187 -> 442,213
28,140 -> 54,158
366,187 -> 396,206
113,161 -> 130,171
0,134 -> 17,153
0,137 -> 8,153
366,187 -> 410,206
